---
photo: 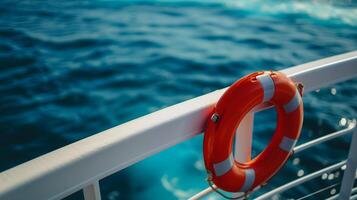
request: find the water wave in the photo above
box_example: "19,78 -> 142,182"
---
0,0 -> 356,199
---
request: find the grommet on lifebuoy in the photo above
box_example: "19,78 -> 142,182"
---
203,71 -> 303,193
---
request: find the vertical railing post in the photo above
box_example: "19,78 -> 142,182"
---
232,111 -> 254,198
83,181 -> 101,200
234,112 -> 254,163
339,127 -> 357,200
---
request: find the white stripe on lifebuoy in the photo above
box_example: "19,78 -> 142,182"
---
239,169 -> 255,192
279,136 -> 297,152
283,89 -> 301,113
213,153 -> 234,176
256,73 -> 275,102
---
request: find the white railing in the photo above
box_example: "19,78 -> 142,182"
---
255,126 -> 357,200
0,51 -> 356,200
190,126 -> 356,200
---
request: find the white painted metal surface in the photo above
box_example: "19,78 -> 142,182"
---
193,126 -> 355,199
0,51 -> 356,200
293,127 -> 354,153
254,127 -> 356,200
255,161 -> 347,200
328,187 -> 357,200
188,185 -> 218,200
83,182 -> 101,200
234,112 -> 254,163
338,127 -> 357,200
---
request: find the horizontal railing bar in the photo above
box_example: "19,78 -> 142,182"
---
189,185 -> 218,200
294,127 -> 354,153
351,193 -> 357,200
350,186 -> 357,194
0,51 -> 356,200
188,127 -> 354,200
326,185 -> 357,200
295,182 -> 340,200
255,161 -> 346,200
281,51 -> 357,92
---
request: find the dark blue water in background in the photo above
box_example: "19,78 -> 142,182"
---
0,0 -> 356,199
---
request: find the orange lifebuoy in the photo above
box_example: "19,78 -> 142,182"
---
203,71 -> 303,193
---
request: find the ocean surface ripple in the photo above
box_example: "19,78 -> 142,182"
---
0,0 -> 356,199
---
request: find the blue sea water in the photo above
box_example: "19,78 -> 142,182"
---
0,0 -> 356,199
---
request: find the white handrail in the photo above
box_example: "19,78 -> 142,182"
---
0,51 -> 356,200
255,161 -> 347,200
293,127 -> 354,153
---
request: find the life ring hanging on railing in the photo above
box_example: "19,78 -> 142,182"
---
203,71 -> 304,194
